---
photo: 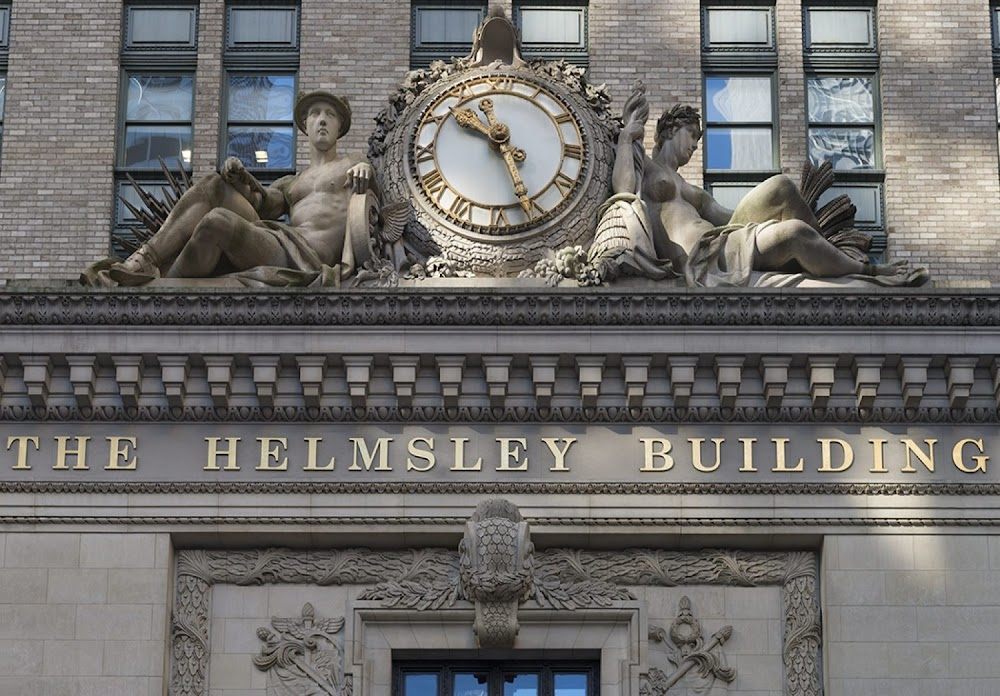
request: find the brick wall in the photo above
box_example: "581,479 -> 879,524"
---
296,0 -> 410,163
589,0 -> 704,185
0,0 -> 122,282
879,0 -> 1000,282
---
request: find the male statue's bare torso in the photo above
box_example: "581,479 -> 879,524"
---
279,153 -> 364,264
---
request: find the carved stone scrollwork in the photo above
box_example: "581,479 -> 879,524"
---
458,498 -> 535,647
253,603 -> 346,696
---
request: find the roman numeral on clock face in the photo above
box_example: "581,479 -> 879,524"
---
414,143 -> 434,164
563,143 -> 583,160
553,171 -> 576,196
421,169 -> 446,201
448,195 -> 471,220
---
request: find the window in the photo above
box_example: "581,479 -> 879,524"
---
804,3 -> 884,254
223,4 -> 299,180
396,662 -> 597,696
411,1 -> 487,68
114,3 -> 198,256
514,1 -> 588,67
701,3 -> 778,200
992,4 -> 1000,164
0,3 -> 10,159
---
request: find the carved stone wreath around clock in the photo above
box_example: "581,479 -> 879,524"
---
376,62 -> 617,275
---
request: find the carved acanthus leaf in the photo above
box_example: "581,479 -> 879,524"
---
356,579 -> 460,610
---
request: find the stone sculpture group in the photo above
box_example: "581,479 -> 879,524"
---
82,9 -> 928,289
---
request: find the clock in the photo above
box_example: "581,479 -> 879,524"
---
373,61 -> 617,275
411,73 -> 585,239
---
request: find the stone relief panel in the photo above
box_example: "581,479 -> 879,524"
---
170,500 -> 820,696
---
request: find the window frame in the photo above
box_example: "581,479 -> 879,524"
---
394,660 -> 599,696
114,2 -> 199,257
701,3 -> 775,54
802,1 -> 884,256
513,1 -> 589,67
410,1 -> 487,68
221,2 -> 300,180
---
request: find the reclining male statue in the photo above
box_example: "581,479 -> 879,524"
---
590,88 -> 929,288
84,89 -> 376,287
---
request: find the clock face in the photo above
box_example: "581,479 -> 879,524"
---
410,73 -> 586,237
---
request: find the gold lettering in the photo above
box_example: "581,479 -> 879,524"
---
256,437 -> 288,471
303,437 -> 335,471
817,438 -> 854,473
349,437 -> 393,471
639,438 -> 674,472
496,438 -> 528,471
952,438 -> 988,474
407,437 -> 436,472
6,435 -> 39,470
771,438 -> 804,472
205,437 -> 241,471
901,438 -> 936,473
105,436 -> 137,470
689,437 -> 724,472
451,437 -> 483,471
541,437 -> 577,472
54,436 -> 90,470
869,438 -> 888,473
738,438 -> 757,472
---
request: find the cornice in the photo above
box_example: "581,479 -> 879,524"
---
0,288 -> 998,327
3,480 -> 1000,496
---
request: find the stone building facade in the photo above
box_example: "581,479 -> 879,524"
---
1,2 -> 1000,696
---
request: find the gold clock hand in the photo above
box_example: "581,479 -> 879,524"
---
476,99 -> 532,214
448,106 -> 492,137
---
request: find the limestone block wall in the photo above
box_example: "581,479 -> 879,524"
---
0,532 -> 171,696
823,534 -> 1000,693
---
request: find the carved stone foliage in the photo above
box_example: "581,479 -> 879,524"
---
2,290 -> 998,327
253,603 -> 346,696
643,597 -> 735,695
171,544 -> 821,696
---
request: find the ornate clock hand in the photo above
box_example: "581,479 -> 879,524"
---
476,99 -> 532,214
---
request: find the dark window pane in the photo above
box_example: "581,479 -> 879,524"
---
705,77 -> 772,123
226,126 -> 294,169
454,672 -> 488,696
520,8 -> 584,46
403,673 -> 439,696
227,74 -> 295,121
706,8 -> 772,46
808,9 -> 872,46
229,7 -> 298,46
123,125 -> 193,169
0,8 -> 9,47
554,673 -> 588,696
995,77 -> 999,124
808,127 -> 875,169
415,7 -> 482,46
705,127 -> 772,170
126,75 -> 194,121
819,185 -> 882,226
807,77 -> 874,123
129,7 -> 197,46
503,673 -> 538,696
